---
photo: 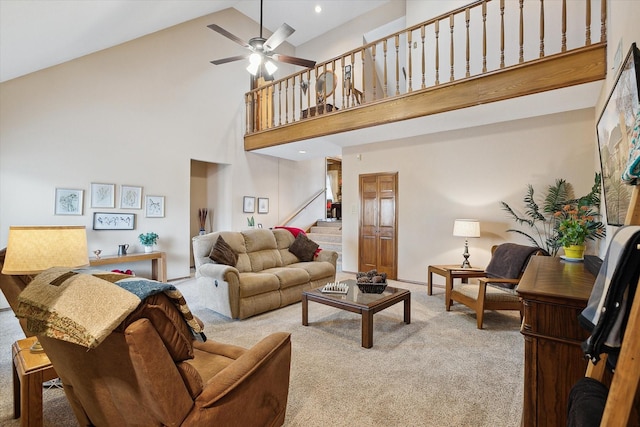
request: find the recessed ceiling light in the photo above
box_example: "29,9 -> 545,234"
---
299,150 -> 307,154
315,5 -> 322,14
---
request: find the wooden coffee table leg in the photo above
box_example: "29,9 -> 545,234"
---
302,294 -> 309,326
445,272 -> 453,311
362,309 -> 374,348
404,295 -> 411,324
427,269 -> 433,296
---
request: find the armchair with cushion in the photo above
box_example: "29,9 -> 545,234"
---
18,269 -> 292,427
448,243 -> 547,329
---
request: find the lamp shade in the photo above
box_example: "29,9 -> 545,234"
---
453,219 -> 481,238
2,226 -> 89,275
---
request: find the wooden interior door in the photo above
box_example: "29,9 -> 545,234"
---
359,172 -> 398,279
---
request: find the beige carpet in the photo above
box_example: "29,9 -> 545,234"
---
0,274 -> 524,426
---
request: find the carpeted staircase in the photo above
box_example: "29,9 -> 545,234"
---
307,220 -> 342,272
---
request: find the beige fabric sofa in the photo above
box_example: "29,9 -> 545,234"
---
192,228 -> 338,319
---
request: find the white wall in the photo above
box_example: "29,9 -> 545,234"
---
342,108 -> 597,282
0,8 -> 325,280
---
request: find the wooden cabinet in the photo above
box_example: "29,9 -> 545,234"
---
517,256 -> 596,427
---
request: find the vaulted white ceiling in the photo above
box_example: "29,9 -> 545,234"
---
0,0 -> 390,83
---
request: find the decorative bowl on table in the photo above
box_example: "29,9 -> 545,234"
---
356,270 -> 388,294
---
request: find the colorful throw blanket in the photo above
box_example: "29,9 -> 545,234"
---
579,226 -> 640,367
15,267 -> 204,349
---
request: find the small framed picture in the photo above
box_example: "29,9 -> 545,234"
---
243,196 -> 255,213
145,195 -> 165,218
258,197 -> 269,214
90,183 -> 115,208
120,185 -> 142,209
257,223 -> 263,228
55,188 -> 84,215
93,212 -> 135,230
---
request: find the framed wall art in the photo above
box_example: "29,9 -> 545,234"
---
93,212 -> 136,230
258,197 -> 269,214
90,183 -> 115,208
596,42 -> 640,225
243,196 -> 255,213
120,185 -> 142,209
54,188 -> 84,215
145,195 -> 165,218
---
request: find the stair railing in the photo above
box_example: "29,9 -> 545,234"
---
246,0 -> 606,134
279,188 -> 326,227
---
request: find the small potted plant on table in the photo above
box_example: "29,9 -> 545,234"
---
138,232 -> 159,253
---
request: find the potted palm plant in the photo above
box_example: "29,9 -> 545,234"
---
138,232 -> 159,253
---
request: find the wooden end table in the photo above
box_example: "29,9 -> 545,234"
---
12,336 -> 58,427
427,265 -> 485,309
89,251 -> 167,282
302,279 -> 410,348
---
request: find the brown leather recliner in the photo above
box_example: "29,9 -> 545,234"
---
37,292 -> 292,427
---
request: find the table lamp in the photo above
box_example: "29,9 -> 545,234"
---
2,225 -> 89,351
453,219 -> 480,268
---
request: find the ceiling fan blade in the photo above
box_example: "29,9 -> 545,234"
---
264,23 -> 295,51
207,24 -> 250,49
271,54 -> 316,69
210,54 -> 249,65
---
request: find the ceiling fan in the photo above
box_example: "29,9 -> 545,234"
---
208,0 -> 316,78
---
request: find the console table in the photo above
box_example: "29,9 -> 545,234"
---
517,256 -> 595,427
89,251 -> 167,282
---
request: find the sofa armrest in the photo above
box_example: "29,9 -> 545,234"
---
316,249 -> 338,267
197,263 -> 240,281
195,332 -> 291,408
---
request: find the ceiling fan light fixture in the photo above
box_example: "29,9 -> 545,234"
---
265,60 -> 277,75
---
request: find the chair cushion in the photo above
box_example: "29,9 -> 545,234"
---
289,234 -> 319,262
485,243 -> 542,279
458,284 -> 519,303
209,235 -> 238,266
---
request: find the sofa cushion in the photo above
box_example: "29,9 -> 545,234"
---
263,267 -> 310,289
289,261 -> 335,281
237,273 -> 281,298
209,236 -> 238,266
289,234 -> 319,262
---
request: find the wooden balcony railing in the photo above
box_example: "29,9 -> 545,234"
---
245,0 -> 606,147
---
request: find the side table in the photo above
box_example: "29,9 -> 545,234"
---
12,336 -> 58,427
427,265 -> 485,308
89,251 -> 167,282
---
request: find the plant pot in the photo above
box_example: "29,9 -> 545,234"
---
144,245 -> 153,253
563,244 -> 585,259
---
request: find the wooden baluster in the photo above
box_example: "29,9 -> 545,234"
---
284,79 -> 289,124
351,52 -> 357,104
519,0 -> 525,63
449,14 -> 455,82
500,0 -> 505,68
245,93 -> 250,134
600,0 -> 606,43
321,64 -> 326,110
382,40 -> 388,98
306,69 -> 311,117
278,81 -> 289,126
435,20 -> 440,85
482,1 -> 487,73
361,48 -> 366,102
371,44 -> 377,100
421,25 -> 426,89
585,0 -> 592,45
407,32 -> 412,93
298,74 -> 303,121
395,34 -> 400,95
341,57 -> 347,108
465,8 -> 470,78
290,76 -> 294,125
561,0 -> 567,52
539,0 -> 545,58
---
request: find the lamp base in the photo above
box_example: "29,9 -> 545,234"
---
460,239 -> 473,269
30,340 -> 45,353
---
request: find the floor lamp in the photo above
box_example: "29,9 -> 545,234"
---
453,219 -> 481,268
2,225 -> 89,351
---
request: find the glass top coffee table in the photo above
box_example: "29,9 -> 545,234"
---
302,279 -> 411,348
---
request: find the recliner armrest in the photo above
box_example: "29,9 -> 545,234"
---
196,332 -> 291,408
